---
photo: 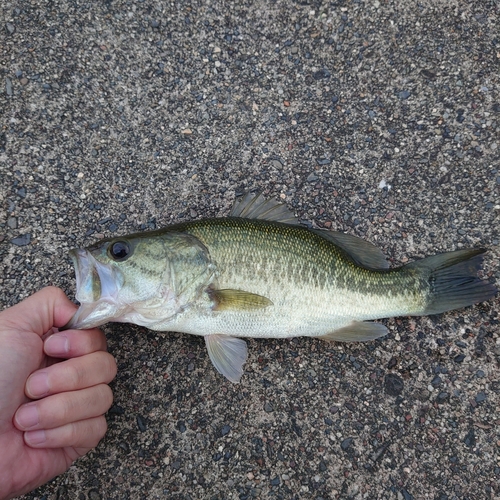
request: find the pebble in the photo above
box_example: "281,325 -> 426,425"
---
398,90 -> 411,100
475,391 -> 487,403
5,77 -> 13,96
340,437 -> 354,451
221,424 -> 231,436
436,392 -> 449,404
463,429 -> 475,448
264,402 -> 274,412
6,22 -> 15,34
270,476 -> 280,486
11,234 -> 31,246
384,373 -> 404,396
136,414 -> 147,432
7,217 -> 17,229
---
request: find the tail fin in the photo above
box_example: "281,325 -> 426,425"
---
406,248 -> 497,315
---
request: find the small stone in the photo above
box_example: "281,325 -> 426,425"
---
401,488 -> 413,500
11,234 -> 31,246
20,77 -> 28,85
6,22 -> 16,34
398,90 -> 411,100
463,428 -> 475,448
316,158 -> 331,165
475,391 -> 487,403
221,424 -> 231,436
271,159 -> 283,168
7,217 -> 17,229
453,354 -> 465,363
6,77 -> 13,96
136,414 -> 147,432
264,402 -> 274,412
436,392 -> 449,404
171,460 -> 181,470
307,172 -> 319,182
88,490 -> 101,500
181,128 -> 193,134
270,476 -> 280,486
341,437 -> 354,451
384,373 -> 404,396
118,441 -> 130,453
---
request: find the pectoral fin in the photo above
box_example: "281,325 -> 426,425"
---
320,322 -> 388,342
205,334 -> 248,383
209,288 -> 273,311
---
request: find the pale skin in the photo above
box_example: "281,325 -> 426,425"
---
0,287 -> 117,500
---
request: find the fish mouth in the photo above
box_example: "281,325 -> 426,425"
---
61,248 -> 124,330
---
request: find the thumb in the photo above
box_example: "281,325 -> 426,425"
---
1,287 -> 77,337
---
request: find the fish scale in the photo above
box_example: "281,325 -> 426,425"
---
62,193 -> 497,383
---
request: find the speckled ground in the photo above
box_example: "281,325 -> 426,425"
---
1,0 -> 499,499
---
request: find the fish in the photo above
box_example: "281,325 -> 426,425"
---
62,193 -> 497,383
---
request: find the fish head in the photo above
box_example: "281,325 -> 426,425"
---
64,231 -> 212,331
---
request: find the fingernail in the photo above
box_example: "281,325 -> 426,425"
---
25,429 -> 46,446
45,333 -> 69,355
16,403 -> 39,429
27,371 -> 50,398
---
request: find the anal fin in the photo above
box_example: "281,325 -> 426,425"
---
320,321 -> 388,342
205,334 -> 248,383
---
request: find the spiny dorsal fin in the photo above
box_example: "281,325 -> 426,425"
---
205,334 -> 248,383
209,288 -> 273,311
229,192 -> 300,225
320,321 -> 388,342
311,230 -> 389,270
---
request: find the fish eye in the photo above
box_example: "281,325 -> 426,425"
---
109,241 -> 131,261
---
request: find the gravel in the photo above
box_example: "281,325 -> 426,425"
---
1,0 -> 499,499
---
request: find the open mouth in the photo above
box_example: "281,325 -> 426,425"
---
61,249 -> 124,331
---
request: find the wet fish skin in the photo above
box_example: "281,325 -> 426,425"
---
63,193 -> 497,382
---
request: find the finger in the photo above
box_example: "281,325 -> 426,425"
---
23,415 -> 108,449
0,287 -> 77,337
25,351 -> 117,399
44,328 -> 108,358
15,384 -> 113,431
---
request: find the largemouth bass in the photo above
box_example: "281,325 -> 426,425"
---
63,193 -> 497,382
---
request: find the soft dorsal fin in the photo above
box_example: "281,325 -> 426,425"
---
229,192 -> 300,225
311,230 -> 389,269
209,288 -> 273,311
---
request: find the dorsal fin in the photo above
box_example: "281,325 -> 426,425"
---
229,192 -> 300,225
311,229 -> 389,269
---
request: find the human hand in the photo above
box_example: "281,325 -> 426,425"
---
0,287 -> 117,499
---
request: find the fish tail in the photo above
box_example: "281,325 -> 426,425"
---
406,248 -> 497,315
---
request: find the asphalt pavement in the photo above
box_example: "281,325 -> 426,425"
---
1,0 -> 499,498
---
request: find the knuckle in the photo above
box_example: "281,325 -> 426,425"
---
66,361 -> 86,388
100,384 -> 114,410
104,353 -> 118,380
89,416 -> 108,447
